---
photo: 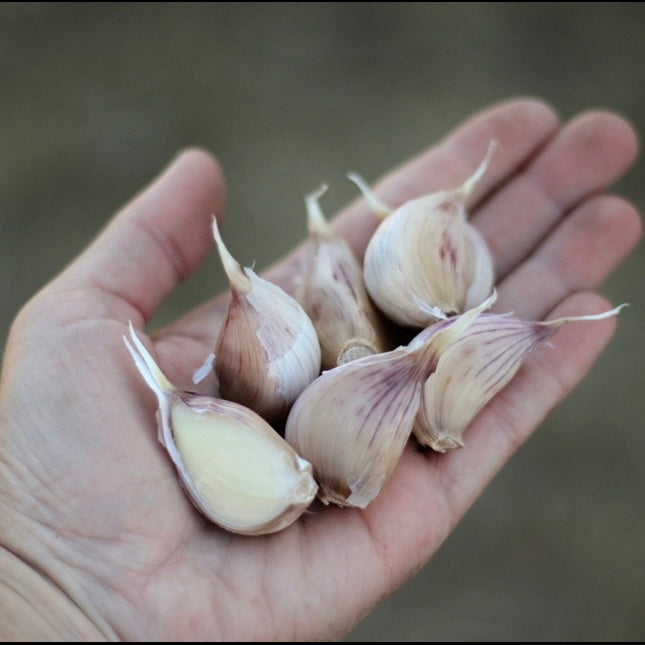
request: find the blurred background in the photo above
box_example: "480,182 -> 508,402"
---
1,3 -> 643,640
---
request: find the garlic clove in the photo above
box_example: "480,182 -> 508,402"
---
286,347 -> 421,508
411,304 -> 628,452
295,184 -> 388,369
212,217 -> 321,423
123,322 -> 317,536
284,294 -> 493,508
353,142 -> 497,327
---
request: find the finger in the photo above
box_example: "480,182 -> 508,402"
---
473,111 -> 639,279
495,195 -> 641,319
58,148 -> 226,323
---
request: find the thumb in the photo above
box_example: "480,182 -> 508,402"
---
57,148 -> 226,324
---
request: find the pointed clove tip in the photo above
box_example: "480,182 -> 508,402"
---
543,301 -> 630,328
456,140 -> 498,201
211,214 -> 252,294
480,288 -> 497,310
123,320 -> 139,353
211,214 -> 221,241
347,171 -> 392,218
305,184 -> 332,236
305,183 -> 329,204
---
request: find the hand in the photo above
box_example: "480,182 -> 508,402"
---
0,98 -> 640,641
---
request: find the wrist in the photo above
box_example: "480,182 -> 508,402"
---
0,545 -> 108,641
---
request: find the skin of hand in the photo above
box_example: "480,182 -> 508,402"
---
0,97 -> 641,641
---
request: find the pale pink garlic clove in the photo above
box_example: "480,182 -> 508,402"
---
212,217 -> 321,424
350,141 -> 497,327
294,184 -> 388,369
410,305 -> 628,452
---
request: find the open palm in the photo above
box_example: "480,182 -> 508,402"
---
0,98 -> 640,640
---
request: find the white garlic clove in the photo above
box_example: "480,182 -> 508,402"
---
411,304 -> 627,452
295,184 -> 388,369
212,218 -> 321,423
354,142 -> 497,327
285,296 -> 491,508
123,323 -> 318,536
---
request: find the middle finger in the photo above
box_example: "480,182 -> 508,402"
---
493,193 -> 641,320
472,111 -> 638,281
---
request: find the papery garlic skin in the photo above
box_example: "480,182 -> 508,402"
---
212,218 -> 321,422
295,185 -> 387,369
285,296 -> 492,508
411,305 -> 627,452
356,143 -> 496,327
123,323 -> 317,536
464,225 -> 495,311
286,348 -> 422,508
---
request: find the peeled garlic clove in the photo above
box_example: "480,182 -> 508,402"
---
285,296 -> 490,508
295,184 -> 388,369
123,323 -> 317,536
354,142 -> 496,327
412,304 -> 627,452
212,218 -> 321,423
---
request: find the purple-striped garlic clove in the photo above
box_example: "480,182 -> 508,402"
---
410,305 -> 627,452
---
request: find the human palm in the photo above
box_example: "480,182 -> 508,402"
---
0,98 -> 640,640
